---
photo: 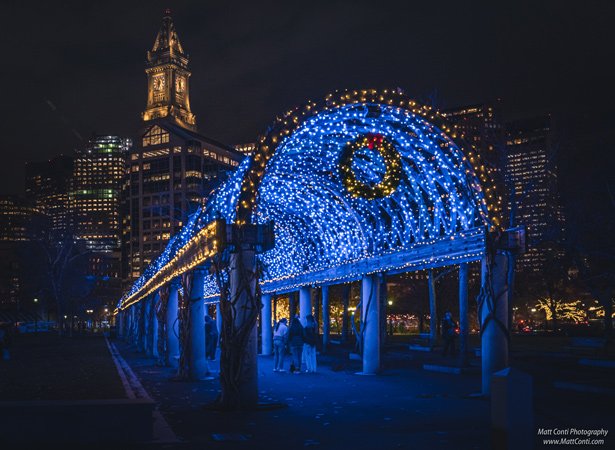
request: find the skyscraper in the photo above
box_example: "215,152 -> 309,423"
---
442,103 -> 505,190
25,155 -> 74,244
0,195 -> 47,309
71,135 -> 130,305
504,116 -> 565,274
72,135 -> 130,253
123,10 -> 243,282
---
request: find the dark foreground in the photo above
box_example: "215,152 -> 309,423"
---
0,332 -> 124,400
1,332 -> 613,449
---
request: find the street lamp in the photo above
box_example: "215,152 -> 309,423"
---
33,298 -> 39,332
387,300 -> 393,335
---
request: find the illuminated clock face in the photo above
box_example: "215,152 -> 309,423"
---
176,77 -> 185,93
153,76 -> 165,91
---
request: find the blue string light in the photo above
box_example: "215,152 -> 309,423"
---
118,95 -> 493,309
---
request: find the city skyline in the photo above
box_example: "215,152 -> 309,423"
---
0,5 -> 613,447
2,1 -> 614,197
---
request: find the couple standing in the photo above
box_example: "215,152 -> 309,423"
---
273,315 -> 317,373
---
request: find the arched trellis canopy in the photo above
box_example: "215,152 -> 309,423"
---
117,88 -> 501,311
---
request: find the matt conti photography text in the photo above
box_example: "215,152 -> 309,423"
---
538,428 -> 608,446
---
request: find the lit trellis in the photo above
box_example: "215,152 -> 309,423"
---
117,88 -> 500,311
251,102 -> 490,283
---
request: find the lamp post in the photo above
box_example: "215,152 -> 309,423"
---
387,300 -> 393,336
33,298 -> 39,332
86,309 -> 94,332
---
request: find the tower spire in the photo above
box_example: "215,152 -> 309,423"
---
151,9 -> 185,57
142,11 -> 196,130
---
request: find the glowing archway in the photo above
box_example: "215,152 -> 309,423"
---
203,88 -> 500,293
118,88 -> 502,308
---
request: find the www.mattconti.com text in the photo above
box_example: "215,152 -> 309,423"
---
538,428 -> 608,446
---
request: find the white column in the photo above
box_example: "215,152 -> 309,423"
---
190,267 -> 209,380
321,286 -> 330,352
117,311 -> 124,338
299,286 -> 312,325
143,296 -> 151,355
167,279 -> 180,368
361,274 -> 381,374
480,252 -> 509,396
138,302 -> 146,352
459,262 -> 469,366
126,308 -> 132,342
261,293 -> 273,355
130,306 -> 137,345
152,291 -> 159,359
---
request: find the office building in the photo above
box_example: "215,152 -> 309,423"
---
123,10 -> 243,282
25,155 -> 74,244
504,116 -> 565,273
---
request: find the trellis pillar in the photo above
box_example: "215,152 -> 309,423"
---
126,309 -> 132,341
151,291 -> 159,359
261,293 -> 273,355
321,285 -> 330,352
459,262 -> 469,366
341,284 -> 350,343
190,267 -> 209,379
299,286 -> 312,325
216,301 -> 222,335
428,269 -> 437,349
228,249 -> 258,407
131,306 -> 138,346
480,251 -> 509,396
138,302 -> 147,352
117,311 -> 124,339
125,309 -> 132,342
127,309 -> 133,341
143,296 -> 152,355
361,274 -> 381,374
167,279 -> 180,368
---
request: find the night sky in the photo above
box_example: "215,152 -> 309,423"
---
2,0 -> 614,201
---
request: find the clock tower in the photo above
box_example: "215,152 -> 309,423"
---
142,9 -> 196,130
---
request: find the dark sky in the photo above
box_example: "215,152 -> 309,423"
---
2,0 -> 614,196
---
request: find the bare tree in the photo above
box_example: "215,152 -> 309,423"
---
21,236 -> 92,335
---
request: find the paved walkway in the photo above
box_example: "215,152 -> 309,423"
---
115,340 -> 491,449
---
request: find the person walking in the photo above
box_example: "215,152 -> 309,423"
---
287,317 -> 304,373
441,311 -> 458,356
272,318 -> 288,372
302,315 -> 318,373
